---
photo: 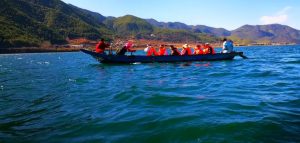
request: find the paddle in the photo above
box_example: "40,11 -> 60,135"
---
238,52 -> 248,59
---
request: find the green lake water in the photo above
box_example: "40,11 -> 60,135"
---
0,45 -> 299,142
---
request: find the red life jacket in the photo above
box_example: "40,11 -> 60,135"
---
95,41 -> 109,53
194,47 -> 204,55
147,47 -> 158,56
203,45 -> 215,54
181,47 -> 192,55
158,47 -> 167,56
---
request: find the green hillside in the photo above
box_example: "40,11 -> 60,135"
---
112,15 -> 154,38
231,24 -> 300,44
0,0 -> 112,48
1,0 -> 298,49
111,15 -> 220,43
0,0 -> 219,48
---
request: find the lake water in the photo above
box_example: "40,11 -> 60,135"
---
0,45 -> 299,142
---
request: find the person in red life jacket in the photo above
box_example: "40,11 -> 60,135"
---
116,40 -> 136,55
145,44 -> 158,56
203,43 -> 215,54
95,38 -> 110,54
158,44 -> 168,56
181,44 -> 192,55
193,44 -> 204,55
170,45 -> 180,56
124,40 -> 136,52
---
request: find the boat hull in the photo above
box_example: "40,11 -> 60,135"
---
80,49 -> 243,64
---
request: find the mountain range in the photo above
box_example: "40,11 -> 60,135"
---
1,0 -> 300,48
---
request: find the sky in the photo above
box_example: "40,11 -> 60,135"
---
62,0 -> 300,30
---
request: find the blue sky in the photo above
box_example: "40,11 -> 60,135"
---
62,0 -> 300,30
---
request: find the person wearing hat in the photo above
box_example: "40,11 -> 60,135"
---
181,44 -> 192,55
158,44 -> 168,56
170,45 -> 180,56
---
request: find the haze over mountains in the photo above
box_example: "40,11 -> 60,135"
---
1,0 -> 300,48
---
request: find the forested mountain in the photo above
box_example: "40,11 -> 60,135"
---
191,25 -> 231,37
0,0 -> 219,48
0,0 -> 299,48
145,19 -> 300,44
231,24 -> 300,44
145,19 -> 230,37
146,19 -> 192,31
0,0 -> 114,48
110,15 -> 219,42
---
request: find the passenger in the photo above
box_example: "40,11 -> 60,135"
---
95,38 -> 110,54
170,45 -> 180,56
221,38 -> 234,53
181,44 -> 192,55
193,44 -> 204,55
228,40 -> 234,52
124,40 -> 136,52
146,45 -> 158,56
116,40 -> 136,55
158,44 -> 168,56
203,43 -> 215,54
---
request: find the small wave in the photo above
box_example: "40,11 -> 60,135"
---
286,60 -> 300,64
244,71 -> 279,78
37,61 -> 50,65
68,78 -> 76,82
208,72 -> 231,77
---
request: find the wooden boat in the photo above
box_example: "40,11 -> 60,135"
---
80,49 -> 247,64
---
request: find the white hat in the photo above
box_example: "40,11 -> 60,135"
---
183,44 -> 189,48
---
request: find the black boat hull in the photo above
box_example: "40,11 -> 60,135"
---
80,49 -> 243,64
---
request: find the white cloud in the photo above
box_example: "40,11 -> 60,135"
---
260,15 -> 288,24
278,6 -> 292,15
260,6 -> 291,24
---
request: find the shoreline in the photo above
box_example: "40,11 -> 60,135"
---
0,47 -> 82,54
0,44 -> 298,54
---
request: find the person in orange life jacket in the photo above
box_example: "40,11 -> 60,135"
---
203,43 -> 215,54
181,44 -> 192,55
170,45 -> 180,56
158,44 -> 168,56
145,44 -> 158,56
95,38 -> 110,54
193,44 -> 204,55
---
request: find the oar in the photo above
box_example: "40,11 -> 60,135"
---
238,52 -> 248,59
